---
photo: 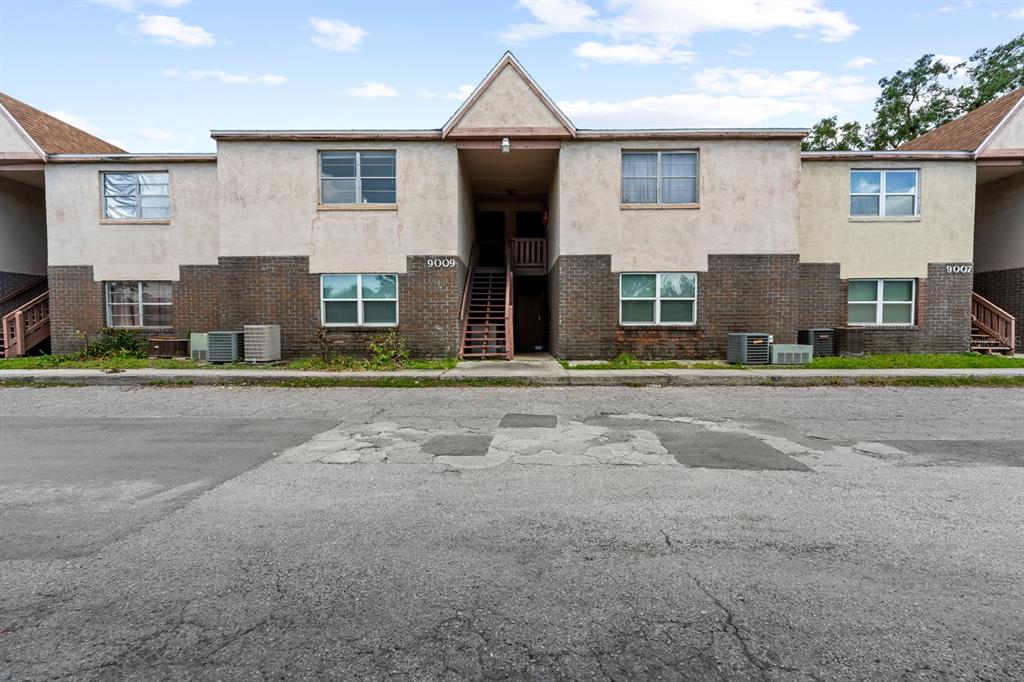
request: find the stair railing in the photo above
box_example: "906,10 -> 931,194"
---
458,243 -> 478,360
971,292 -> 1015,354
504,244 -> 514,360
3,291 -> 50,358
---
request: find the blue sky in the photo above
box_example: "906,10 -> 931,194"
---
1,0 -> 1021,152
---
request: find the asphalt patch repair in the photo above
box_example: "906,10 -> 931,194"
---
421,434 -> 494,457
499,413 -> 558,428
587,415 -> 811,472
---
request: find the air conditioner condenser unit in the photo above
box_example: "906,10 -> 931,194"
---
207,331 -> 244,363
771,344 -> 814,365
244,325 -> 281,363
726,333 -> 771,364
190,332 -> 208,361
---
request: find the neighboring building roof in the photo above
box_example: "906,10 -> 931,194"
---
47,153 -> 215,163
0,92 -> 125,155
899,88 -> 1024,152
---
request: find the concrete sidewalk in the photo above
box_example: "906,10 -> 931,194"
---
2,363 -> 1023,386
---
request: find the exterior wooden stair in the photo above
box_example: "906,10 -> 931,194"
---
459,246 -> 514,360
1,279 -> 50,358
970,292 -> 1015,355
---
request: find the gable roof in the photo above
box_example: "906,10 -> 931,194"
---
0,92 -> 125,155
442,52 -> 575,139
899,88 -> 1024,152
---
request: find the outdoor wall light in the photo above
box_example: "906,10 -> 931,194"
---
501,137 -> 510,154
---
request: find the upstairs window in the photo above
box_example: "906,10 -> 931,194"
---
620,273 -> 697,325
850,169 -> 918,217
847,279 -> 915,325
102,172 -> 170,220
320,151 -> 396,204
105,281 -> 172,327
622,151 -> 698,205
321,274 -> 398,326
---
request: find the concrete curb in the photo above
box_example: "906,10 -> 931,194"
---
2,367 -> 1023,387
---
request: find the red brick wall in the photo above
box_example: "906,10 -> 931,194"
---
49,256 -> 466,358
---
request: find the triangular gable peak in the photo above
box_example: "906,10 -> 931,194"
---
977,89 -> 1024,155
0,100 -> 45,160
443,52 -> 575,139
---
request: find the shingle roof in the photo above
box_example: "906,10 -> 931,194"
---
0,92 -> 125,155
899,88 -> 1024,152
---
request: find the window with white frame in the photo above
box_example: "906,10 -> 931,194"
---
850,169 -> 918,217
319,151 -> 396,204
321,274 -> 398,325
102,172 -> 170,220
847,279 -> 915,325
105,281 -> 172,327
621,151 -> 698,205
620,273 -> 697,325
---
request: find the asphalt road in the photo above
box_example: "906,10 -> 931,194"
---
1,385 -> 1023,680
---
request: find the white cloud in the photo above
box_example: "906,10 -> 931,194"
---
162,68 -> 287,85
558,65 -> 878,127
48,111 -> 102,135
92,0 -> 190,11
136,14 -> 215,47
573,41 -> 696,65
694,67 -> 877,102
309,17 -> 366,52
346,82 -> 398,98
559,93 -> 818,127
134,127 -> 175,140
934,54 -> 964,68
503,0 -> 858,48
845,56 -> 876,69
1007,8 -> 1024,19
419,84 -> 475,100
730,44 -> 754,57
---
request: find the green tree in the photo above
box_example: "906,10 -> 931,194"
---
956,34 -> 1024,110
801,33 -> 1023,151
801,116 -> 866,151
866,54 -> 960,150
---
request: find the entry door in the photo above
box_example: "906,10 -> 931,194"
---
514,278 -> 547,352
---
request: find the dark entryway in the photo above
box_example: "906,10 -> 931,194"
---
514,275 -> 547,352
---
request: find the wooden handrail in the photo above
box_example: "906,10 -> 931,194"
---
504,244 -> 514,360
511,238 -> 547,269
971,292 -> 1015,354
0,275 -> 46,308
3,291 -> 50,358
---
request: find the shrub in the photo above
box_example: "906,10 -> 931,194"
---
82,328 -> 147,359
368,329 -> 410,370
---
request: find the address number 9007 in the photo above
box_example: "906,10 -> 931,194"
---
945,264 -> 973,274
427,258 -> 457,268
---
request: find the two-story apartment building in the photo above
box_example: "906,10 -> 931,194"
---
4,54 -> 1014,360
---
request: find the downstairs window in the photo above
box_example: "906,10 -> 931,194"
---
620,273 -> 697,325
321,274 -> 398,326
105,281 -> 172,327
847,279 -> 915,325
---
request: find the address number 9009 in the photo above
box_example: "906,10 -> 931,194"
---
427,258 -> 457,268
945,265 -> 973,274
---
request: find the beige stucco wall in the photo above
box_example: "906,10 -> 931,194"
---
547,162 -> 560,268
0,177 -> 47,275
0,110 -> 38,155
456,164 -> 473,264
217,140 -> 461,273
555,139 -> 801,272
450,65 -> 564,132
45,162 -> 219,280
974,171 -> 1024,272
985,105 -> 1024,151
798,160 -> 976,278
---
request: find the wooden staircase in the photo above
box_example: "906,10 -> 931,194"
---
459,247 -> 514,360
970,292 -> 1015,355
1,277 -> 50,358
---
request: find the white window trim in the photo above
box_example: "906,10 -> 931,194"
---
847,278 -> 916,326
100,171 -> 171,221
849,169 -> 919,217
621,150 -> 699,205
104,281 -> 172,328
619,272 -> 698,326
320,273 -> 399,327
318,150 -> 397,206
